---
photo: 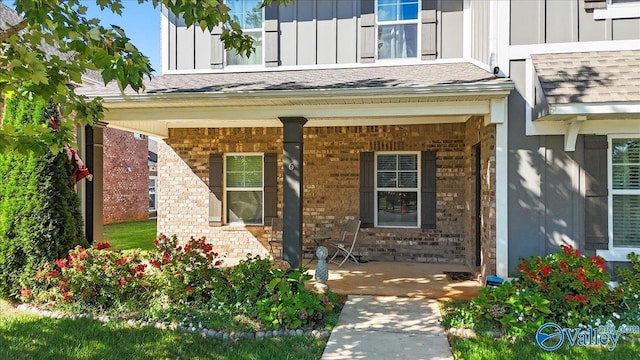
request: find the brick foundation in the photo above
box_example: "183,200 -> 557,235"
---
159,121 -> 497,266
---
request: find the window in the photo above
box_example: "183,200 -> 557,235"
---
611,137 -> 640,247
376,0 -> 419,59
375,152 -> 420,227
225,154 -> 263,225
226,0 -> 263,66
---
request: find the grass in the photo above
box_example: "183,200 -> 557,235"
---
103,219 -> 157,250
449,334 -> 640,360
0,306 -> 327,360
441,300 -> 640,359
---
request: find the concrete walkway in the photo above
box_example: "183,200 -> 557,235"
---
321,295 -> 453,360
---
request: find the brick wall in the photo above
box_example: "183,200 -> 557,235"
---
159,122 -> 497,266
103,127 -> 149,224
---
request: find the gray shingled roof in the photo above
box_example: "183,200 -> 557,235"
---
0,3 -> 22,31
0,3 -> 103,84
532,50 -> 640,104
76,62 -> 511,98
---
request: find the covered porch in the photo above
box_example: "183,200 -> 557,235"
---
77,62 -> 513,279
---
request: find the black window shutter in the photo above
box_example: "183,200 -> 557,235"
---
421,151 -> 437,229
584,135 -> 608,250
263,153 -> 278,225
208,154 -> 223,226
360,152 -> 375,228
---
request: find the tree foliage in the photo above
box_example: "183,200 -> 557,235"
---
0,94 -> 87,300
0,0 -> 291,155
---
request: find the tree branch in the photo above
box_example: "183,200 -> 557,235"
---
0,18 -> 28,42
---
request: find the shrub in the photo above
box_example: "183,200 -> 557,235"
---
22,234 -> 341,331
257,264 -> 338,330
473,246 -> 624,337
615,252 -> 640,324
0,97 -> 87,300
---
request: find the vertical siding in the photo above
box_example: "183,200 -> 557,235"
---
168,12 -> 177,70
546,0 -> 578,43
439,0 -> 463,59
175,19 -> 195,70
612,18 -> 640,40
507,60 -> 545,274
510,0 -> 640,45
471,0 -> 489,64
194,28 -> 211,69
510,0 -> 545,45
279,3 -> 297,66
296,0 -> 317,65
337,0 -> 359,63
317,1 -> 337,64
578,4 -> 608,41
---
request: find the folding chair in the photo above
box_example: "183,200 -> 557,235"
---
328,219 -> 361,267
267,218 -> 283,259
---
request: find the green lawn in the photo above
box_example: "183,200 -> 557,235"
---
0,310 -> 326,360
102,219 -> 157,250
449,334 -> 640,360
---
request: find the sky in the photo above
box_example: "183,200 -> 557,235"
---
83,1 -> 161,73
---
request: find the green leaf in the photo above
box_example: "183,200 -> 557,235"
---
88,27 -> 102,41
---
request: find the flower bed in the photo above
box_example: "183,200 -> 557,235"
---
442,245 -> 640,339
19,234 -> 342,334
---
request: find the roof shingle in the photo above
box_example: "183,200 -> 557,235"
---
532,50 -> 640,104
76,62 -> 511,98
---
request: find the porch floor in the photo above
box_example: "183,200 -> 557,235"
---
305,260 -> 482,300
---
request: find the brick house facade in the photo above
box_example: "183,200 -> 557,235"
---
103,127 -> 149,224
158,117 -> 497,271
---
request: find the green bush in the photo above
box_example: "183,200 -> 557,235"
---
22,235 -> 341,331
0,97 -> 87,300
472,246 -> 625,337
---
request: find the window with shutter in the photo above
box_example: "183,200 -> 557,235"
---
376,0 -> 419,59
225,153 -> 264,225
226,0 -> 264,66
610,137 -> 640,248
360,151 -> 436,229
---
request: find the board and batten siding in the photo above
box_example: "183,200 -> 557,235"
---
470,0 -> 490,65
164,0 -> 465,71
510,0 -> 640,46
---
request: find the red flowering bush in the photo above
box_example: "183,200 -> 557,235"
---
23,235 -> 225,314
148,234 -> 224,305
515,245 -> 622,326
26,245 -> 153,312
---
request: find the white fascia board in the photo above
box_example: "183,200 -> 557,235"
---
510,40 -> 640,60
549,102 -> 640,116
103,101 -> 493,123
485,97 -> 507,125
99,83 -> 514,106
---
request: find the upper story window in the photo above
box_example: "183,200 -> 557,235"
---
375,152 -> 420,228
226,154 -> 264,225
376,0 -> 419,59
227,0 -> 263,66
610,137 -> 640,248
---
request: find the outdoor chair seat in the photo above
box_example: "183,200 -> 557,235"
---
328,219 -> 361,267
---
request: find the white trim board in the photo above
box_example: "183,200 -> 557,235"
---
509,40 -> 640,60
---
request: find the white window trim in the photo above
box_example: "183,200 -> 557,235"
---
374,151 -> 421,229
223,153 -> 265,225
594,0 -> 640,19
597,134 -> 640,262
149,175 -> 158,212
375,0 -> 422,61
224,1 -> 265,68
